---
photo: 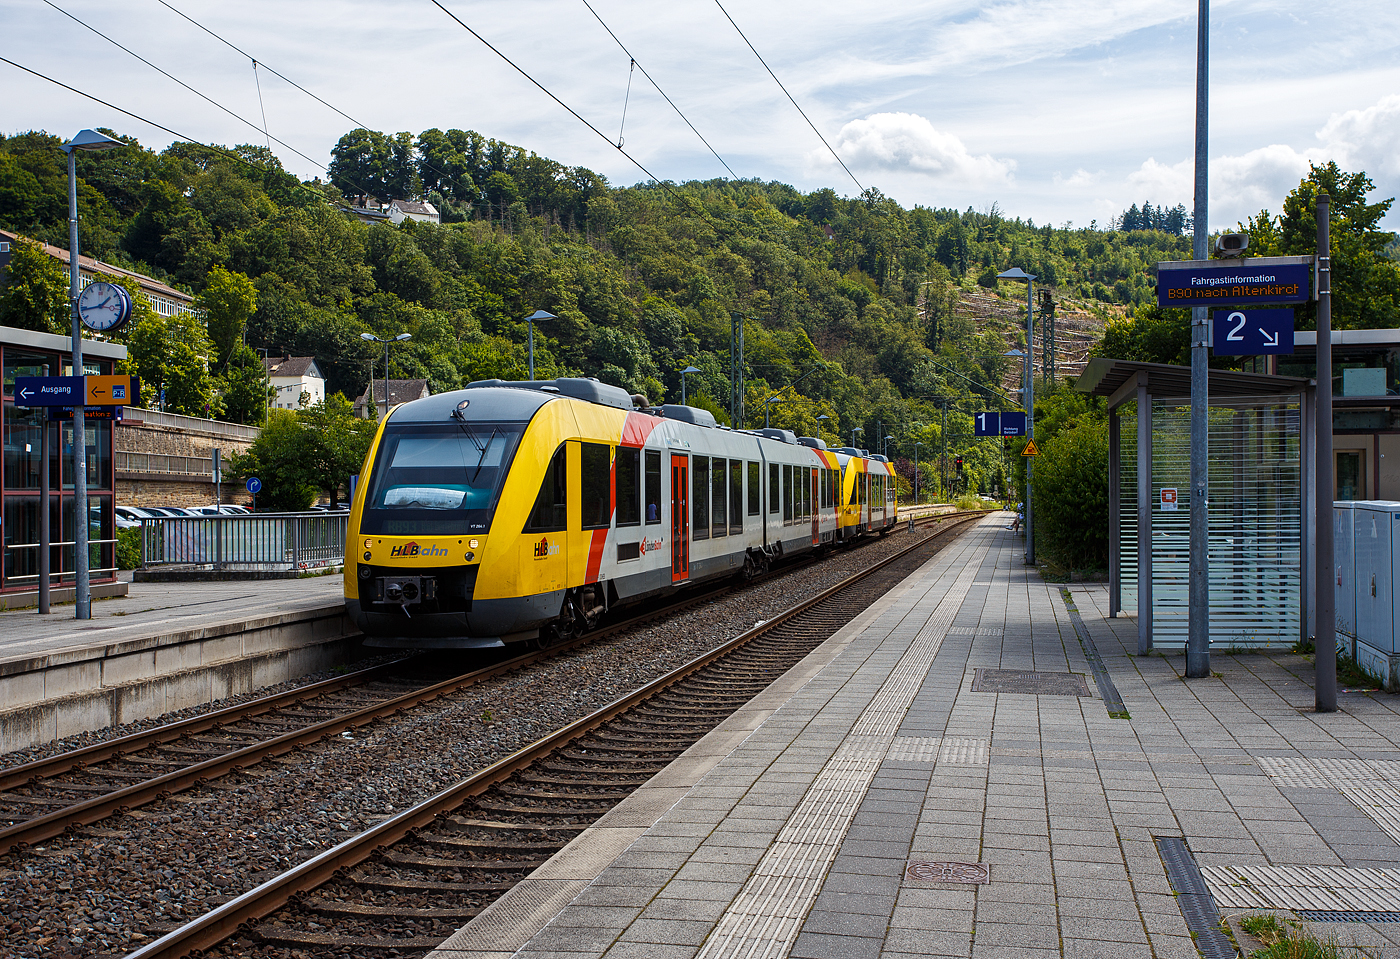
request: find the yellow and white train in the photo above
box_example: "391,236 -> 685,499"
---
344,378 -> 897,649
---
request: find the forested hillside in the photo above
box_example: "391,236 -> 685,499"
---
0,126 -> 1193,484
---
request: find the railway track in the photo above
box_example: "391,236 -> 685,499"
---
0,511 -> 981,859
128,509 -> 988,959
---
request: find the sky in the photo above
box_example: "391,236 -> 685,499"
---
3,0 -> 1399,232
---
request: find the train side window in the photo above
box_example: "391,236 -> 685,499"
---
730,460 -> 743,534
524,445 -> 567,532
693,456 -> 710,540
644,450 -> 661,525
616,447 -> 640,527
769,463 -> 779,514
783,465 -> 793,523
747,462 -> 760,516
711,457 -> 727,537
581,442 -> 611,530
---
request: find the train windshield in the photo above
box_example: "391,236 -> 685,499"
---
360,423 -> 524,535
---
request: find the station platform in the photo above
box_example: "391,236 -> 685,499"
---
0,572 -> 358,755
431,512 -> 1400,959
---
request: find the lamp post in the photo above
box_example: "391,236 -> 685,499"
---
851,426 -> 862,450
817,413 -> 829,441
884,434 -> 894,459
680,365 -> 701,405
525,310 -> 555,381
997,267 -> 1037,565
764,395 -> 780,428
61,129 -> 122,621
360,332 -> 411,419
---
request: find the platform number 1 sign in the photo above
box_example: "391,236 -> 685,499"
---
1160,488 -> 1178,511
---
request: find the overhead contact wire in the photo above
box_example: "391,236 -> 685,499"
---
0,56 -> 380,213
578,0 -> 740,180
711,0 -> 862,192
427,0 -> 700,212
38,0 -> 327,173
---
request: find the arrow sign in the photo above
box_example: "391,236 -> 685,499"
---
14,376 -> 85,407
1211,308 -> 1295,355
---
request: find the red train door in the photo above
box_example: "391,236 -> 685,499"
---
671,454 -> 689,582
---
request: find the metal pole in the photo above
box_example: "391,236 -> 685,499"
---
68,148 -> 91,620
1186,0 -> 1210,677
1025,276 -> 1036,566
1138,378 -> 1154,655
39,365 -> 50,614
528,319 -> 535,381
940,402 -> 947,499
681,372 -> 687,406
914,442 -> 920,505
1316,193 -> 1337,711
382,340 -> 390,418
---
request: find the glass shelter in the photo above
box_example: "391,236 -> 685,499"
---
1077,359 -> 1315,652
1,324 -> 125,600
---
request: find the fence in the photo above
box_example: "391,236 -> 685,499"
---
116,451 -> 215,476
140,513 -> 347,572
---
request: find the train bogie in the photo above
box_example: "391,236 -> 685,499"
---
344,378 -> 898,649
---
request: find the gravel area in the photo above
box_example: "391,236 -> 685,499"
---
0,523 -> 964,959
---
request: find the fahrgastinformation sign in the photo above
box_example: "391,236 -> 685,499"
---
1157,255 -> 1313,308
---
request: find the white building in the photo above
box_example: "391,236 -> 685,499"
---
388,200 -> 440,225
261,355 -> 326,410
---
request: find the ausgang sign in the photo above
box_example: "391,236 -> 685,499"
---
1157,255 -> 1314,307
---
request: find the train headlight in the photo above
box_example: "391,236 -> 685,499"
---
469,539 -> 479,549
363,539 -> 372,549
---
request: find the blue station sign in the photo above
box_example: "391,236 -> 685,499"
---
1157,255 -> 1313,307
1212,308 -> 1295,355
13,376 -> 85,407
974,411 -> 1027,437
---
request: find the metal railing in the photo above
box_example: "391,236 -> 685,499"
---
140,513 -> 347,572
116,451 -> 215,476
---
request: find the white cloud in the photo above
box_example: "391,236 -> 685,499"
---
824,112 -> 1015,186
1054,168 -> 1104,188
1318,94 -> 1400,181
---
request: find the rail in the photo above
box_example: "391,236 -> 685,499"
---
139,512 -> 347,571
123,510 -> 990,959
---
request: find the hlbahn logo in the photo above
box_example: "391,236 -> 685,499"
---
534,536 -> 561,559
391,541 -> 448,557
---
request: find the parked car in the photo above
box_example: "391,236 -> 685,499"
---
114,506 -> 158,528
211,504 -> 251,515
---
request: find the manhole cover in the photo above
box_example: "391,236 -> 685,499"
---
906,861 -> 989,884
972,669 -> 1091,696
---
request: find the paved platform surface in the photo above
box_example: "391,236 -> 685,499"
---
0,572 -> 345,665
430,512 -> 1400,959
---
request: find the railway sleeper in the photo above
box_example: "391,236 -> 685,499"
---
518,771 -> 652,788
468,798 -> 616,817
559,750 -> 678,765
443,815 -> 587,833
379,849 -> 546,871
302,899 -> 481,920
250,929 -> 447,950
415,831 -> 565,854
494,784 -> 635,802
348,874 -> 515,894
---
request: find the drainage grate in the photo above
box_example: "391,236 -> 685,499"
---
1296,910 -> 1400,923
1060,588 -> 1127,717
971,669 -> 1091,696
905,860 -> 989,884
1156,836 -> 1236,959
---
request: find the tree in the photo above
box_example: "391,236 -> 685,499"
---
298,394 -> 376,505
0,237 -> 69,333
219,342 -> 272,425
1032,419 -> 1110,571
226,409 -> 316,511
196,264 -> 257,368
1240,162 -> 1400,330
115,278 -> 222,418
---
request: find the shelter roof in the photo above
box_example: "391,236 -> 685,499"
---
1075,358 -> 1312,408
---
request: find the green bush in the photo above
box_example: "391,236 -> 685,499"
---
1031,419 -> 1109,571
117,527 -> 141,569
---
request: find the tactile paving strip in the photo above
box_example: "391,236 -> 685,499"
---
884,736 -> 990,764
693,531 -> 986,959
971,668 -> 1092,696
1202,865 -> 1400,912
1258,757 -> 1400,844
